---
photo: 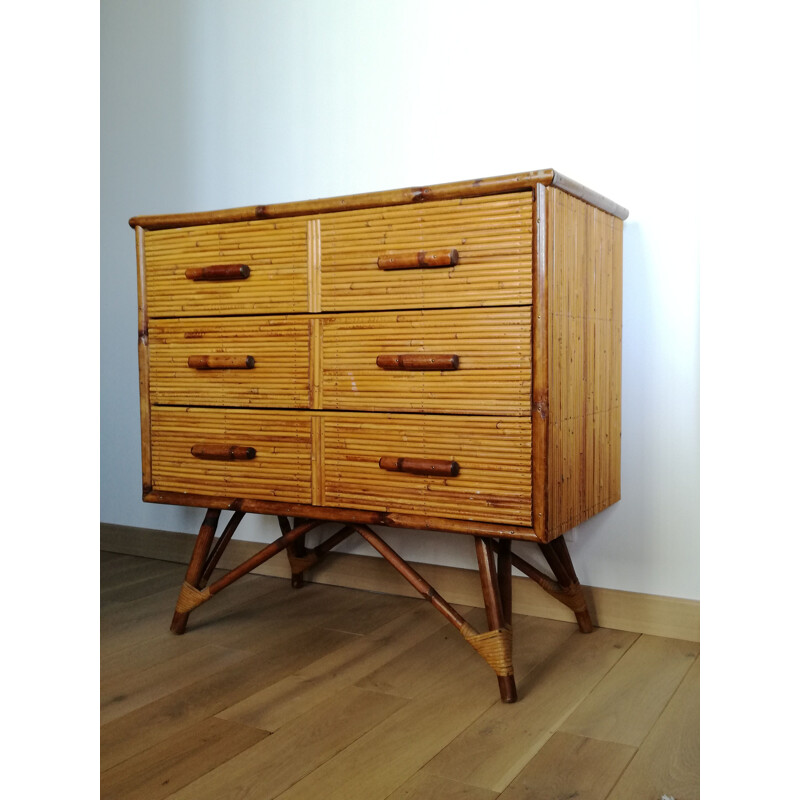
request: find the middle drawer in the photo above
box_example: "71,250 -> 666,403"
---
149,315 -> 311,408
149,307 -> 532,415
319,306 -> 532,416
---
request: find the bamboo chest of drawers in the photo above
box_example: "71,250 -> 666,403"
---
131,169 -> 627,702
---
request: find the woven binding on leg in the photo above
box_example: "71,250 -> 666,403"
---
175,582 -> 211,613
462,627 -> 513,677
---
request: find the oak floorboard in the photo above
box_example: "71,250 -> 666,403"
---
101,570 -> 280,655
101,549 -> 699,800
101,643 -> 252,724
422,627 -> 639,792
101,625 -> 357,771
270,645 -> 497,800
356,614 -> 575,700
386,772 -> 499,800
495,731 -> 635,800
101,550 -> 128,564
163,579 -> 361,654
318,588 -> 423,635
100,561 -> 188,607
100,552 -> 175,584
606,657 -> 700,800
166,686 -> 408,800
100,716 -> 267,800
559,633 -> 699,746
216,601 -> 453,732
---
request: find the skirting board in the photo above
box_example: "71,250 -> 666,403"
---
100,522 -> 699,642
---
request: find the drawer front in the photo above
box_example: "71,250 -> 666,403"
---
149,316 -> 311,408
319,192 -> 533,311
144,218 -> 309,317
321,413 -> 532,525
150,407 -> 312,502
320,307 -> 531,415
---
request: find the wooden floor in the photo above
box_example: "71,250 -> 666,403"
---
100,551 -> 699,800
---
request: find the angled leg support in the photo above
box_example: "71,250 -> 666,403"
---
171,511 -> 323,634
171,509 -> 221,634
490,536 -> 593,633
353,524 -> 517,703
283,520 -> 356,589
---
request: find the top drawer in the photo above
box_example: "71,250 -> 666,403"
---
143,218 -> 309,317
319,192 -> 533,311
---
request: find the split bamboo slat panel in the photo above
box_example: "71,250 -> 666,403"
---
545,187 -> 624,538
319,193 -> 533,311
150,407 -> 313,503
144,218 -> 310,317
321,413 -> 532,526
148,316 -> 311,408
319,307 -> 531,415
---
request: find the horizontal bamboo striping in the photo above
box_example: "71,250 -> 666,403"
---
150,407 -> 313,502
144,218 -> 309,317
149,316 -> 311,408
319,193 -> 533,311
320,306 -> 531,415
321,412 -> 532,525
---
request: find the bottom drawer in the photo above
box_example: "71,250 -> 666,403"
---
150,407 -> 312,502
321,413 -> 532,525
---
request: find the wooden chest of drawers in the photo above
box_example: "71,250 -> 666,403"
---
131,169 -> 627,702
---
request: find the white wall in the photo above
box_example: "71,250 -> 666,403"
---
101,0 -> 699,600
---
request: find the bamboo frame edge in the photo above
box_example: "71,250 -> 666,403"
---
129,170 -> 559,230
142,490 -> 542,542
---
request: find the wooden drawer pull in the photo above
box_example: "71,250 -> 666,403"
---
377,248 -> 458,270
184,264 -> 251,281
379,456 -> 460,477
188,355 -> 255,370
376,354 -> 459,371
191,444 -> 256,461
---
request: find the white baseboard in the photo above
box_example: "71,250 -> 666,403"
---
100,522 -> 699,642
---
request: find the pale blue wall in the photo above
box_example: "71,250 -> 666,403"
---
101,0 -> 699,599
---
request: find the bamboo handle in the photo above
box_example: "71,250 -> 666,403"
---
376,354 -> 459,371
188,355 -> 255,370
379,456 -> 460,477
191,444 -> 256,461
377,248 -> 458,270
185,264 -> 251,281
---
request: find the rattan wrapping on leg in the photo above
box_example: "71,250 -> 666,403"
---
175,581 -> 211,613
461,624 -> 514,677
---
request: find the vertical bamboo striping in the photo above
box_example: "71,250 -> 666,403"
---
532,183 -> 549,539
545,187 -> 623,538
135,225 -> 152,493
307,218 -> 322,313
311,415 -> 324,506
309,317 -> 322,409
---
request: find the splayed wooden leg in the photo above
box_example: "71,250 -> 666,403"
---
475,537 -> 517,703
171,508 -> 220,634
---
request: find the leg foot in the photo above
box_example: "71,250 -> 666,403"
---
475,537 -> 518,703
171,508 -> 220,634
539,537 -> 593,633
